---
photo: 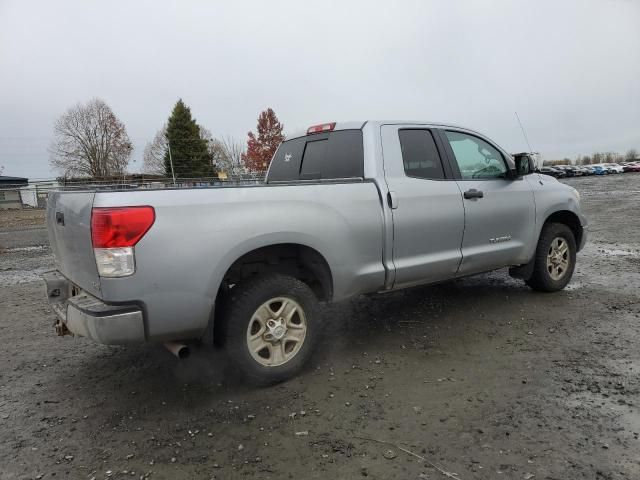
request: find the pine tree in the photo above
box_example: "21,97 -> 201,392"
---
164,99 -> 213,178
243,108 -> 284,172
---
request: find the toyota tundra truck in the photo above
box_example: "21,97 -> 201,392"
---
43,121 -> 587,384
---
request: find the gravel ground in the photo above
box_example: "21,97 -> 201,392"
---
1,174 -> 639,480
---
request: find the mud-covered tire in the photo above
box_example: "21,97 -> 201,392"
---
219,274 -> 319,385
526,222 -> 577,292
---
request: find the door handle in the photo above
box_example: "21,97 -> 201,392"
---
387,191 -> 398,209
463,189 -> 484,199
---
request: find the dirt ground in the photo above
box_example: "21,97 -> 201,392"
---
1,174 -> 639,480
0,209 -> 45,231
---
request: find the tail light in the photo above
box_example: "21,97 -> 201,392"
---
91,206 -> 155,277
307,122 -> 336,134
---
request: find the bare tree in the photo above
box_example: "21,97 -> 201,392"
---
49,98 -> 132,177
220,136 -> 246,176
625,148 -> 638,161
198,127 -> 246,177
198,127 -> 218,170
204,137 -> 231,172
0,165 -> 4,176
142,126 -> 168,175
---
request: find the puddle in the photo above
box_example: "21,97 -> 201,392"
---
565,281 -> 584,291
0,268 -> 50,286
582,242 -> 640,257
0,245 -> 48,254
597,248 -> 639,257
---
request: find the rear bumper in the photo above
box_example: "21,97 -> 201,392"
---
43,270 -> 145,344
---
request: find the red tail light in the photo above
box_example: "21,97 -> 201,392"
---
307,122 -> 336,134
91,206 -> 155,248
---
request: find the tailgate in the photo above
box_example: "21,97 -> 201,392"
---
47,191 -> 102,297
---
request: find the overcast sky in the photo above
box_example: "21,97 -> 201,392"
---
1,0 -> 639,179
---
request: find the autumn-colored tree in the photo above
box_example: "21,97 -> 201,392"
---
242,108 -> 284,172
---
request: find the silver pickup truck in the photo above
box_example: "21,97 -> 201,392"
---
44,120 -> 587,384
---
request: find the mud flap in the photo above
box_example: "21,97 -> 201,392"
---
509,258 -> 536,281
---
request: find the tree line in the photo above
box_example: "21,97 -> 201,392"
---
48,98 -> 285,179
544,149 -> 638,166
47,100 -> 640,177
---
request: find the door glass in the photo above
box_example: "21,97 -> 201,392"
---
445,131 -> 507,179
398,129 -> 445,180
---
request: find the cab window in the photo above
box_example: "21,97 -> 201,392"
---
398,129 -> 446,180
445,131 -> 507,179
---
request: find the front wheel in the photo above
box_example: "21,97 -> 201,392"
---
525,223 -> 577,292
219,274 -> 320,385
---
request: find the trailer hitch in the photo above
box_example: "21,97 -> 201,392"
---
54,319 -> 71,337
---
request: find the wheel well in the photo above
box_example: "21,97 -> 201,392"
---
219,244 -> 333,302
544,210 -> 583,248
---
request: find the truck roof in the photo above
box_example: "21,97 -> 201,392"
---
285,120 -> 480,141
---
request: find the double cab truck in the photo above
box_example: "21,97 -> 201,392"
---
44,121 -> 587,384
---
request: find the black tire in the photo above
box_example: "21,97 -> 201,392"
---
526,222 -> 577,292
219,273 -> 319,385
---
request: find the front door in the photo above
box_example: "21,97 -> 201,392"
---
439,129 -> 536,275
381,125 -> 465,289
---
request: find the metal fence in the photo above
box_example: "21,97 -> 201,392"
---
0,173 -> 267,210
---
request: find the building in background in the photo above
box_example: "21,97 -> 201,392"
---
0,176 -> 28,209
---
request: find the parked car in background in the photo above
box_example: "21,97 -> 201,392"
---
602,163 -> 624,174
42,120 -> 587,384
622,162 -> 640,173
555,166 -> 577,177
592,165 -> 608,175
539,166 -> 566,178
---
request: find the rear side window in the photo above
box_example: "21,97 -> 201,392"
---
267,137 -> 306,181
398,129 -> 446,180
267,130 -> 364,182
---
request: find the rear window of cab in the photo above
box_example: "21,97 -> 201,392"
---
267,130 -> 364,182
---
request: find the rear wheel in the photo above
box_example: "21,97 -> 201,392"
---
526,223 -> 576,292
220,274 -> 319,385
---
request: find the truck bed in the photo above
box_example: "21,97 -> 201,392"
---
47,180 -> 387,341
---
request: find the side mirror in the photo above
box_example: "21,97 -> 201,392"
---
510,153 -> 534,178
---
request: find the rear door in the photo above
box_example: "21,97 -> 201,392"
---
381,125 -> 465,289
47,190 -> 102,297
438,129 -> 535,274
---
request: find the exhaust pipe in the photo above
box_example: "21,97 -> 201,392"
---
164,341 -> 190,359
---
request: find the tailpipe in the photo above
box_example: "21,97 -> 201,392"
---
164,341 -> 190,359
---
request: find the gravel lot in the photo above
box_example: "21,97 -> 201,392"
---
1,174 -> 639,480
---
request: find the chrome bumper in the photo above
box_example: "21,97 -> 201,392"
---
42,270 -> 145,344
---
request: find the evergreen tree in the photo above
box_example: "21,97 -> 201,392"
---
243,108 -> 284,172
164,99 -> 213,178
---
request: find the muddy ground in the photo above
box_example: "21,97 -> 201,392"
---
1,174 -> 639,480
